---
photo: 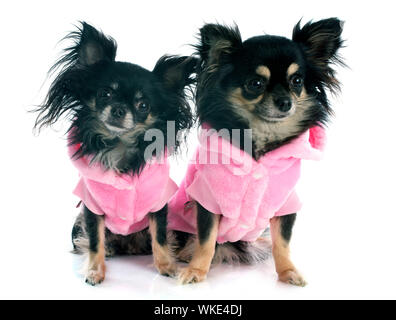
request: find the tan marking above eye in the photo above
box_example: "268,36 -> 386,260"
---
287,63 -> 300,77
135,91 -> 143,100
256,65 -> 271,79
110,82 -> 119,90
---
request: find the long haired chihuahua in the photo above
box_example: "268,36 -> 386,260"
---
34,22 -> 196,285
168,18 -> 344,286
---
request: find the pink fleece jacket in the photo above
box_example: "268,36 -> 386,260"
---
68,143 -> 178,236
168,125 -> 326,243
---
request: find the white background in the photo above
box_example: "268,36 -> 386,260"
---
1,0 -> 396,300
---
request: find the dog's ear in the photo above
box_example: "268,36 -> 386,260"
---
152,55 -> 195,136
292,18 -> 343,65
293,18 -> 344,92
47,22 -> 117,74
196,23 -> 242,68
73,22 -> 117,66
153,55 -> 198,92
33,23 -> 117,131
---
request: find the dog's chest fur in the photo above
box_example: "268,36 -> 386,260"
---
232,101 -> 312,157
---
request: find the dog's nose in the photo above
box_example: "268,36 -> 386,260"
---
275,97 -> 292,112
111,106 -> 126,118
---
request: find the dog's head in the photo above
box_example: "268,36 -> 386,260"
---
35,22 -> 196,172
195,18 -> 344,154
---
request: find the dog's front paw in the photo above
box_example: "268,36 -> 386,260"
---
85,264 -> 105,286
278,269 -> 307,287
178,267 -> 208,284
154,260 -> 178,278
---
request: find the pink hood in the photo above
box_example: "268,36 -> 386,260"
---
168,125 -> 326,243
69,143 -> 178,236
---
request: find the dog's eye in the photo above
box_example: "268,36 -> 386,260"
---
246,78 -> 265,92
136,101 -> 150,113
290,75 -> 304,88
97,88 -> 113,99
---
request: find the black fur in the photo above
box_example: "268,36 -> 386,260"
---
83,206 -> 101,253
149,205 -> 168,247
280,213 -> 297,243
173,230 -> 191,250
72,210 -> 152,257
197,203 -> 215,245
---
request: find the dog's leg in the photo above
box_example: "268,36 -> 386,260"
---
83,206 -> 106,286
179,203 -> 220,284
149,205 -> 178,277
270,213 -> 306,287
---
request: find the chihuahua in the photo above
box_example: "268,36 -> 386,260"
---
34,22 -> 196,285
168,18 -> 344,286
